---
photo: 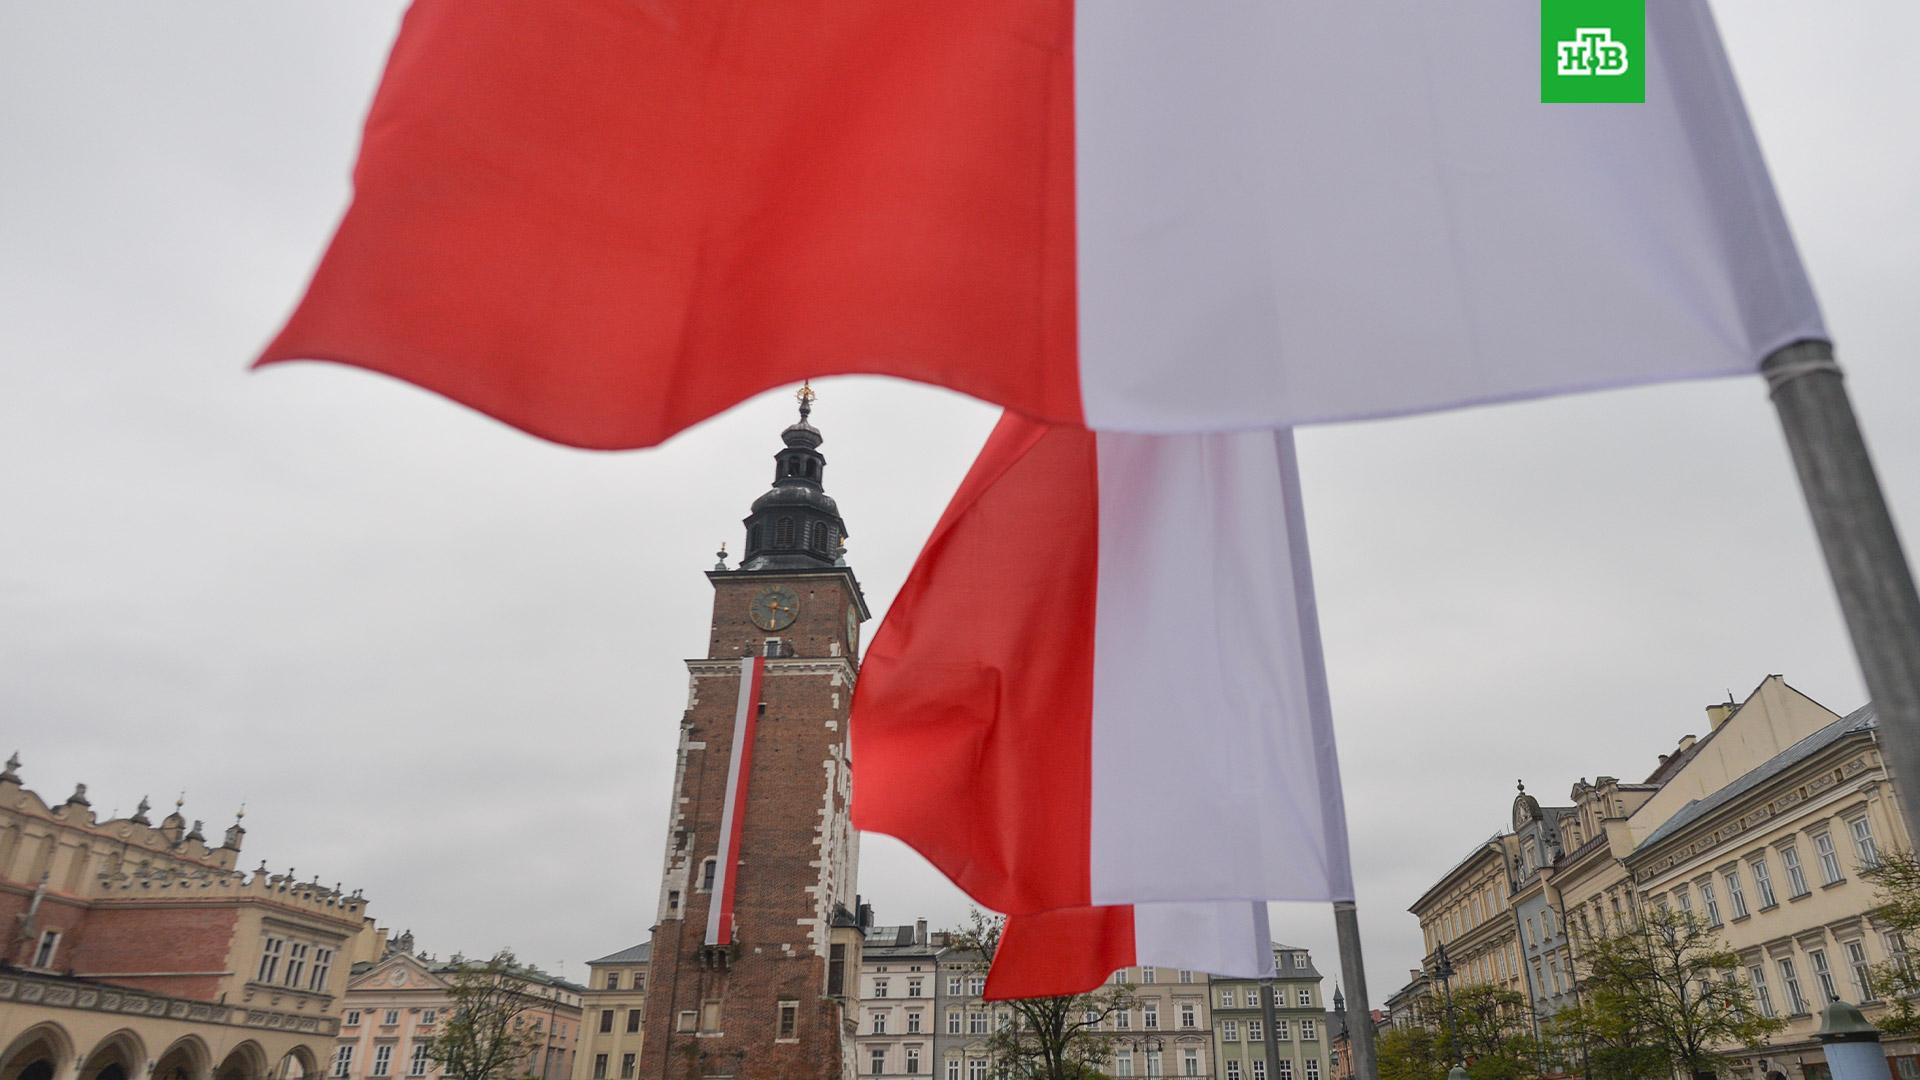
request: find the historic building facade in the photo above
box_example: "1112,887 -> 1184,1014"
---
334,944 -> 581,1080
1209,947 -> 1330,1080
0,758 -> 370,1080
1407,835 -> 1523,1005
572,945 -> 649,1080
852,924 -> 936,1080
635,391 -> 868,1080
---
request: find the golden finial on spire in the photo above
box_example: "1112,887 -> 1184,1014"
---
796,380 -> 816,421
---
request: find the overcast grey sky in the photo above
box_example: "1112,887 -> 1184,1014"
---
2,3 -> 1916,1005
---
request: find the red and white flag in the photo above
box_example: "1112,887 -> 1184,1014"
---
705,655 -> 765,948
260,1 -> 1822,449
850,415 -> 1353,914
985,903 -> 1276,1001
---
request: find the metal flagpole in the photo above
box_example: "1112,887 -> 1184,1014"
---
1764,339 -> 1920,852
1260,977 -> 1286,1080
1334,901 -> 1379,1080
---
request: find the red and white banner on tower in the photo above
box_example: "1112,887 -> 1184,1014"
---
985,903 -> 1277,1001
258,0 -> 1822,449
705,655 -> 765,948
851,415 -> 1354,915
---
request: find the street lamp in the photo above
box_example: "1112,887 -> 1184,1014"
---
1432,943 -> 1459,1070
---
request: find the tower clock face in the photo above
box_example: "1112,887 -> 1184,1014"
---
750,585 -> 800,631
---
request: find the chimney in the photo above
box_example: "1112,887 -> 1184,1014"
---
1676,734 -> 1698,753
1706,702 -> 1735,729
915,918 -> 928,944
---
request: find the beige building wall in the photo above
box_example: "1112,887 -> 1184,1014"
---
335,953 -> 581,1080
1626,703 -> 1909,1070
1408,840 -> 1525,1000
571,947 -> 648,1080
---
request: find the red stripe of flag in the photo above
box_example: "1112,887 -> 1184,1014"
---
711,655 -> 765,947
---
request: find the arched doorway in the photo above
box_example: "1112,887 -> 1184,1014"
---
153,1036 -> 211,1080
78,1030 -> 146,1080
214,1043 -> 267,1080
275,1047 -> 318,1080
0,1024 -> 75,1080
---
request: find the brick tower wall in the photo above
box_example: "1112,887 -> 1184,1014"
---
638,568 -> 862,1080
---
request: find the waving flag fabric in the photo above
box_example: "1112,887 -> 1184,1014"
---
985,903 -> 1275,1001
850,414 -> 1354,914
260,0 -> 1823,449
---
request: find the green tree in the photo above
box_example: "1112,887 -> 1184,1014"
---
1570,906 -> 1782,1079
427,951 -> 547,1080
1861,850 -> 1920,1034
946,910 -> 1136,1080
1376,985 -> 1532,1080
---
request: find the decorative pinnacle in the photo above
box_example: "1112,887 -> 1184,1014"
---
714,541 -> 729,572
796,380 -> 815,421
1,751 -> 18,783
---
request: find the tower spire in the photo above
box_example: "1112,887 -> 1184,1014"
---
737,384 -> 848,572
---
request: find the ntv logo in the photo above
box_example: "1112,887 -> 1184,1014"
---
1541,0 -> 1644,102
1556,28 -> 1629,77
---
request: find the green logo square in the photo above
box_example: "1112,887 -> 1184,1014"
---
1541,0 -> 1645,103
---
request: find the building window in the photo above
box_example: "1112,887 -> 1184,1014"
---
700,1000 -> 721,1032
1699,880 -> 1722,927
592,1055 -> 607,1080
1277,1061 -> 1292,1080
872,1011 -> 888,1035
259,936 -> 284,982
1249,1020 -> 1264,1043
947,1010 -> 961,1035
383,1010 -> 400,1027
600,1009 -> 614,1034
1781,844 -> 1811,897
1182,1049 -> 1200,1076
1220,989 -> 1236,1008
1749,963 -> 1777,1016
633,973 -> 645,993
1723,868 -> 1750,919
286,942 -> 310,988
947,975 -> 963,996
698,857 -> 716,892
1302,1019 -> 1318,1040
422,1010 -> 436,1026
829,944 -> 847,997
1252,1063 -> 1266,1080
947,1059 -> 961,1080
1116,1009 -> 1132,1030
1810,948 -> 1839,1003
311,947 -> 334,992
606,972 -> 620,990
1306,1061 -> 1321,1080
906,1047 -> 922,1075
621,1008 -> 638,1034
1779,957 -> 1808,1014
1223,1020 -> 1239,1041
372,1045 -> 393,1077
1295,952 -> 1309,969
667,890 -> 680,914
346,1011 -> 362,1027
1674,886 -> 1692,914
1142,966 -> 1157,984
969,1011 -> 987,1035
675,1010 -> 696,1033
1143,1002 -> 1159,1029
1116,1053 -> 1135,1078
969,1061 -> 989,1080
408,1044 -> 430,1077
875,978 -> 890,999
1852,817 -> 1881,868
775,517 -> 796,547
31,931 -> 58,969
907,1010 -> 923,1034
968,976 -> 985,996
332,1046 -> 353,1078
1146,1050 -> 1163,1077
909,978 -> 923,998
1751,856 -> 1779,908
1180,1002 -> 1197,1029
870,1048 -> 886,1076
1226,1064 -> 1242,1080
1179,969 -> 1194,983
619,1055 -> 634,1080
1847,940 -> 1874,1000
1298,988 -> 1312,1007
1815,832 -> 1843,884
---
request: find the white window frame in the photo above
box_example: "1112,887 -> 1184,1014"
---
1724,868 -> 1750,918
333,1046 -> 353,1079
1781,843 -> 1811,897
1750,964 -> 1776,1017
1851,817 -> 1881,868
1750,856 -> 1779,908
31,930 -> 59,969
258,936 -> 284,983
372,1044 -> 393,1078
1814,832 -> 1843,884
409,1044 -> 430,1077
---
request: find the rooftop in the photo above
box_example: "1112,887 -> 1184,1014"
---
587,942 -> 652,966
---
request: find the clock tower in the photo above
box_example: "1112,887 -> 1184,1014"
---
639,387 -> 869,1080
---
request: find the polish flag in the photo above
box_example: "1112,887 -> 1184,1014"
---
705,655 -> 765,948
850,415 -> 1353,914
259,1 -> 1822,450
984,903 -> 1276,1001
